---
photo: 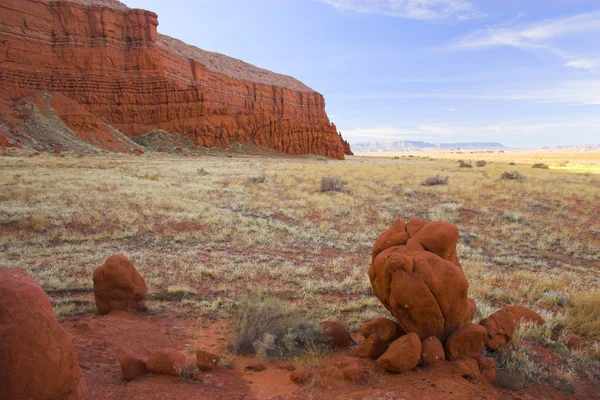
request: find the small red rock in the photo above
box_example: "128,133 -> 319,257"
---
120,349 -> 151,381
444,323 -> 487,361
564,333 -> 584,349
421,336 -> 445,366
320,321 -> 354,349
196,350 -> 218,372
359,318 -> 404,343
147,348 -> 186,376
480,305 -> 544,350
342,359 -> 362,382
355,334 -> 388,360
290,367 -> 311,384
245,363 -> 266,372
476,356 -> 496,384
376,333 -> 422,373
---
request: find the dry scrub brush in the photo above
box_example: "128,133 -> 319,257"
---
228,296 -> 328,358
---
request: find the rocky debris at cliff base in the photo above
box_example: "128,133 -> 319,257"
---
0,269 -> 87,400
480,305 -> 545,350
93,253 -> 148,315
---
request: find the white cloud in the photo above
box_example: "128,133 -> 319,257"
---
332,80 -> 600,105
343,119 -> 600,142
317,0 -> 482,22
447,10 -> 600,71
565,59 -> 600,70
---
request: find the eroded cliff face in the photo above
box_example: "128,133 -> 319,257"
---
0,0 -> 351,158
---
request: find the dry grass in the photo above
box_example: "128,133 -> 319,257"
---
0,150 -> 599,378
567,292 -> 600,340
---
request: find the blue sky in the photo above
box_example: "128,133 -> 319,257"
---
122,0 -> 600,147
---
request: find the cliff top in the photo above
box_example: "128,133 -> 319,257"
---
52,0 -> 315,93
157,34 -> 314,93
49,0 -> 129,10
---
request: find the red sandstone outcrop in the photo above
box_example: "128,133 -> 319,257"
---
0,269 -> 86,400
93,254 -> 148,315
480,305 -> 545,350
0,0 -> 351,158
369,218 -> 474,341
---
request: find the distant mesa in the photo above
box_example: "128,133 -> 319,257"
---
0,0 -> 351,159
352,141 -> 506,152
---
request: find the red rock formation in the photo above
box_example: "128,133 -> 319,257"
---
93,254 -> 148,315
0,269 -> 86,400
0,0 -> 351,158
369,218 -> 474,341
480,305 -> 545,350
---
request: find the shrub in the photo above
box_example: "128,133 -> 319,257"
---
567,291 -> 600,340
421,175 -> 448,186
459,160 -> 473,168
500,171 -> 525,182
476,160 -> 487,167
228,296 -> 328,358
320,176 -> 346,193
248,174 -> 266,184
532,163 -> 549,169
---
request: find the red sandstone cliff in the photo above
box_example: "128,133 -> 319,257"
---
0,0 -> 352,158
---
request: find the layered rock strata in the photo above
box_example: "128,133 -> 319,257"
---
0,0 -> 351,158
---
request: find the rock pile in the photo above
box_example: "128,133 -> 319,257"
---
351,218 -> 545,382
0,269 -> 87,399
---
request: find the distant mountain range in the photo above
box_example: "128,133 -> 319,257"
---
352,141 -> 506,152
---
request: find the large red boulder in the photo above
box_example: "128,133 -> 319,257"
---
376,333 -> 422,373
0,269 -> 86,399
369,219 -> 474,341
93,254 -> 148,315
480,305 -> 545,350
359,317 -> 404,343
444,323 -> 487,361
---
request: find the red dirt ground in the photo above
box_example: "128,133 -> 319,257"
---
61,311 -> 600,400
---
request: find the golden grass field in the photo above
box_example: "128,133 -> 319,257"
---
1,149 -> 599,389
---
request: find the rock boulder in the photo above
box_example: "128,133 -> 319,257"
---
369,219 -> 474,341
0,269 -> 86,400
93,254 -> 148,315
